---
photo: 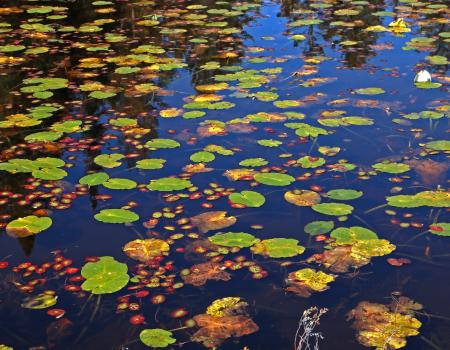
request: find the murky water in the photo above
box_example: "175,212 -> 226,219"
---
0,0 -> 449,349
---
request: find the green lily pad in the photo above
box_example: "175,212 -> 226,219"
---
94,209 -> 139,224
147,177 -> 192,191
326,189 -> 363,200
94,154 -> 124,168
136,159 -> 166,170
312,203 -> 354,216
229,191 -> 265,207
239,158 -> 268,167
25,131 -> 62,142
257,139 -> 282,147
386,191 -> 450,208
429,223 -> 450,237
140,328 -> 176,348
79,172 -> 110,186
330,226 -> 378,245
297,156 -> 325,168
208,232 -> 260,248
145,138 -> 180,149
304,221 -> 335,235
425,140 -> 450,151
190,151 -> 215,163
251,238 -> 305,258
355,87 -> 385,95
6,216 -> 52,238
372,161 -> 410,174
103,178 -> 137,190
254,172 -> 295,186
81,256 -> 130,294
32,168 -> 67,180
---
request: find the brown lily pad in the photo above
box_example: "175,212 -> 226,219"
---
190,211 -> 237,233
181,261 -> 231,286
122,239 -> 169,262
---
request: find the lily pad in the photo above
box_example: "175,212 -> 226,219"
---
326,189 -> 363,200
304,221 -> 335,235
140,329 -> 176,348
147,177 -> 192,191
79,172 -> 110,186
429,223 -> 450,237
330,226 -> 378,245
229,191 -> 265,207
254,173 -> 295,186
312,203 -> 354,216
251,238 -> 305,258
94,209 -> 139,224
373,161 -> 410,174
81,256 -> 129,294
6,216 -> 52,238
208,232 -> 260,248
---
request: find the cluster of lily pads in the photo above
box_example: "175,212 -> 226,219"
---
0,0 -> 449,349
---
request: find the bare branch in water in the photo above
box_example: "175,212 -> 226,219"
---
294,307 -> 328,350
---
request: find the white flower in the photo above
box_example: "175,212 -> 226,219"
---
414,69 -> 432,83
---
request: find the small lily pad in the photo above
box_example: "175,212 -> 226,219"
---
94,209 -> 139,224
140,328 -> 176,348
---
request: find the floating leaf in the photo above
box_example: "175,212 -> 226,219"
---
286,268 -> 334,297
145,139 -> 180,149
228,191 -> 265,207
140,329 -> 176,348
123,239 -> 170,262
251,238 -> 305,258
81,256 -> 129,294
304,221 -> 334,235
348,300 -> 421,350
239,158 -> 268,167
190,211 -> 236,233
190,151 -> 215,163
326,189 -> 363,200
330,226 -> 378,245
429,223 -> 450,237
94,209 -> 139,224
147,177 -> 192,191
208,232 -> 260,248
312,203 -> 354,216
79,172 -> 109,186
373,161 -> 410,174
94,154 -> 124,168
22,292 -> 57,309
136,159 -> 166,170
6,216 -> 52,238
386,191 -> 450,208
354,87 -> 385,95
254,172 -> 295,186
284,190 -> 321,206
103,178 -> 137,190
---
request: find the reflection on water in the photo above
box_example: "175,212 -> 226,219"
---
0,0 -> 449,349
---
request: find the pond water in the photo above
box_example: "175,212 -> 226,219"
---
0,0 -> 449,349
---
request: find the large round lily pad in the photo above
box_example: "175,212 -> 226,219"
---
140,328 -> 176,348
81,256 -> 130,294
